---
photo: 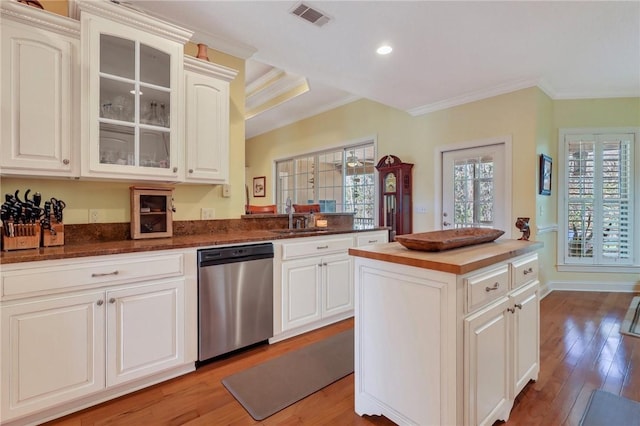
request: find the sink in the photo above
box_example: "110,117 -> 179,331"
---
271,228 -> 331,235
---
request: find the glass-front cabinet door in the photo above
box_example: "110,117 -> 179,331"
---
81,13 -> 184,180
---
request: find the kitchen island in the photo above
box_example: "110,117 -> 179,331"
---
349,239 -> 542,426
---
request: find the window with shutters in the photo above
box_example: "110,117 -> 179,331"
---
558,129 -> 638,270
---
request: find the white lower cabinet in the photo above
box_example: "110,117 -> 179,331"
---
465,278 -> 540,426
354,249 -> 540,426
273,230 -> 386,342
464,297 -> 511,426
510,280 -> 540,397
106,279 -> 184,386
0,251 -> 193,425
1,291 -> 106,419
281,252 -> 352,331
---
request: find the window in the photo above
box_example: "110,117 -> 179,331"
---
558,129 -> 638,270
275,142 -> 375,228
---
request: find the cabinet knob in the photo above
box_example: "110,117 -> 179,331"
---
443,221 -> 451,227
485,282 -> 499,292
109,298 -> 116,304
63,159 -> 70,165
189,169 -> 194,173
515,303 -> 523,310
96,299 -> 104,306
173,167 -> 178,173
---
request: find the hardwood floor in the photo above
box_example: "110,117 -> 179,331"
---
45,291 -> 639,426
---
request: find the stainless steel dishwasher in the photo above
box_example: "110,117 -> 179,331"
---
197,242 -> 274,364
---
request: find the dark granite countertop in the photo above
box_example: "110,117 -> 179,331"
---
1,221 -> 388,265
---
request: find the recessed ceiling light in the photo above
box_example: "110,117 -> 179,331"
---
376,45 -> 392,55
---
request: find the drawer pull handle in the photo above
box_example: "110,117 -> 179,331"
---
91,270 -> 119,278
485,283 -> 499,292
507,307 -> 515,313
96,299 -> 104,306
523,267 -> 533,275
317,245 -> 329,250
368,240 -> 378,243
515,303 -> 523,310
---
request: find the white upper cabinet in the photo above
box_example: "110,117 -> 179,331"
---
74,0 -> 192,181
0,2 -> 80,177
184,57 -> 237,184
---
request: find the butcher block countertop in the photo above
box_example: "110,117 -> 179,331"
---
349,239 -> 543,275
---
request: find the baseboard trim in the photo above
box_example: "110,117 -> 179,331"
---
543,281 -> 640,294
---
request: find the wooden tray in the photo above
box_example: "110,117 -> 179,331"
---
395,228 -> 505,252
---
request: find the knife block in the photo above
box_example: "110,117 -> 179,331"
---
2,224 -> 41,251
42,221 -> 64,247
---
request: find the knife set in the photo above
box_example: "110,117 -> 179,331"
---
1,189 -> 65,251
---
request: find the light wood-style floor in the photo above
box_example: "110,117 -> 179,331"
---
45,291 -> 639,426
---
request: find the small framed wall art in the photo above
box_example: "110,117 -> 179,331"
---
539,154 -> 552,196
253,176 -> 266,197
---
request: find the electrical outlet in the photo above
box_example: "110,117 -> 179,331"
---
222,184 -> 231,198
89,209 -> 100,223
201,208 -> 215,220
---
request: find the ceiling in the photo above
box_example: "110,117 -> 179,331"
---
127,1 -> 640,139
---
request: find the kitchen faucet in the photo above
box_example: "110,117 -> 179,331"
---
285,197 -> 293,229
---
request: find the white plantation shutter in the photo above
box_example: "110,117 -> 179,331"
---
563,132 -> 634,266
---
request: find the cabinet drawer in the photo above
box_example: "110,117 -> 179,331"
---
281,237 -> 353,260
355,231 -> 389,247
466,264 -> 509,313
2,253 -> 184,298
511,254 -> 538,290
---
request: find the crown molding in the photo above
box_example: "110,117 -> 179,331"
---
246,68 -> 286,98
1,0 -> 80,37
246,94 -> 360,139
246,73 -> 307,110
190,30 -> 257,60
183,55 -> 238,82
408,78 -> 541,116
71,0 -> 193,45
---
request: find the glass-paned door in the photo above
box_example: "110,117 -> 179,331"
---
442,144 -> 506,231
99,34 -> 171,169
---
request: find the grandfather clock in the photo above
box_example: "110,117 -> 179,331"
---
376,155 -> 413,240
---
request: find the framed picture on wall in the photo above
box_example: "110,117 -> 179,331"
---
539,154 -> 552,195
253,176 -> 266,197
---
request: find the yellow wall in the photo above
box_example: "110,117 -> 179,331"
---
247,88 -> 540,235
1,1 -> 246,223
247,91 -> 640,287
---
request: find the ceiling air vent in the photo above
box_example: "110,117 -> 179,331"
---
290,2 -> 331,27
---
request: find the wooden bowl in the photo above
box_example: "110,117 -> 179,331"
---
395,228 -> 505,252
